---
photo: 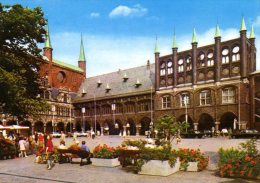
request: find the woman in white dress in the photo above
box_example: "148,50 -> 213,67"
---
19,137 -> 27,158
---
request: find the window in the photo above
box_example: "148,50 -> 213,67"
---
232,46 -> 240,62
162,95 -> 171,109
222,48 -> 229,64
180,93 -> 190,107
115,104 -> 123,113
139,101 -> 150,112
125,103 -> 135,113
207,52 -> 214,66
160,63 -> 166,76
167,61 -> 173,74
178,59 -> 184,72
200,90 -> 211,106
198,53 -> 205,67
186,57 -> 192,71
222,87 -> 235,103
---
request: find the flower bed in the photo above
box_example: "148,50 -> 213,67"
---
218,139 -> 260,179
91,144 -> 120,167
177,148 -> 209,171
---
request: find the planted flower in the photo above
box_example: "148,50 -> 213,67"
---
93,144 -> 119,159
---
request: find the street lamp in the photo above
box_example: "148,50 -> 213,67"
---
111,104 -> 118,134
126,122 -> 130,136
51,105 -> 56,133
81,107 -> 85,132
149,121 -> 153,138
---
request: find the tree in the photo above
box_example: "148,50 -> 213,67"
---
155,116 -> 189,143
0,4 -> 49,119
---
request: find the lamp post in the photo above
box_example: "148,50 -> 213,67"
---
150,86 -> 153,138
94,94 -> 97,135
184,96 -> 188,133
82,107 -> 85,132
51,105 -> 56,133
111,104 -> 118,134
149,121 -> 153,138
126,122 -> 130,136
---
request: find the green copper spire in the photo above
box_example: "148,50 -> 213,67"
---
192,28 -> 197,43
172,31 -> 177,48
240,16 -> 247,31
250,24 -> 255,38
154,36 -> 159,53
79,34 -> 86,61
44,21 -> 52,48
214,24 -> 221,38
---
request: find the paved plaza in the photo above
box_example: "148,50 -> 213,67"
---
0,136 -> 259,183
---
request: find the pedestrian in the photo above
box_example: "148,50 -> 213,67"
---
38,133 -> 44,148
45,135 -> 54,170
60,131 -> 66,143
19,136 -> 28,158
34,131 -> 38,144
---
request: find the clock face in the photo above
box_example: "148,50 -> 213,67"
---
57,71 -> 66,83
167,61 -> 172,67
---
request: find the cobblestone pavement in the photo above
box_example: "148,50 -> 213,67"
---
0,136 -> 259,183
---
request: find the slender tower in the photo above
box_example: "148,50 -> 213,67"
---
78,34 -> 86,78
172,31 -> 178,87
240,16 -> 247,78
191,28 -> 198,85
214,24 -> 221,82
155,37 -> 160,91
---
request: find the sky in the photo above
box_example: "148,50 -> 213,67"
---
2,0 -> 260,77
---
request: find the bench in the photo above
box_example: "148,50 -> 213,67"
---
57,149 -> 93,166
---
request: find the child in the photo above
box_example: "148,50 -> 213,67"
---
19,136 -> 28,157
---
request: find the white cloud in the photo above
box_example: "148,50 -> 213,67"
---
253,16 -> 260,27
90,12 -> 100,18
46,25 -> 260,77
109,4 -> 147,18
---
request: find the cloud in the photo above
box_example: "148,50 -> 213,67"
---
90,12 -> 100,18
46,25 -> 259,77
253,16 -> 260,27
109,4 -> 147,18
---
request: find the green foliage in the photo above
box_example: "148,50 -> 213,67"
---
93,144 -> 119,159
155,116 -> 189,142
122,139 -> 146,149
0,3 -> 49,118
218,139 -> 260,178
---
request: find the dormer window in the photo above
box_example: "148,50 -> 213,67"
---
82,88 -> 86,97
135,79 -> 142,88
97,79 -> 102,87
123,73 -> 128,82
105,84 -> 111,93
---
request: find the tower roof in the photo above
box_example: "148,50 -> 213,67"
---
172,31 -> 177,48
214,24 -> 221,38
240,16 -> 247,31
250,24 -> 255,39
154,37 -> 159,53
44,21 -> 52,48
192,28 -> 197,43
79,34 -> 86,61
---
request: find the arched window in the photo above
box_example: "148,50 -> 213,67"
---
161,95 -> 171,109
222,87 -> 235,103
160,62 -> 166,76
200,90 -> 211,106
186,56 -> 192,71
207,51 -> 214,67
180,93 -> 190,107
198,53 -> 205,67
232,46 -> 240,62
167,60 -> 173,74
222,48 -> 229,64
178,59 -> 184,72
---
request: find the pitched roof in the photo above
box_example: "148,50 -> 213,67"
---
74,64 -> 155,102
53,59 -> 84,73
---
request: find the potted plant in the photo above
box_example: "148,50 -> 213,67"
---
91,144 -> 120,167
177,148 -> 209,171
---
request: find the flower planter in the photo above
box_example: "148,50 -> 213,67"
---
139,158 -> 180,176
91,158 -> 120,167
186,162 -> 198,172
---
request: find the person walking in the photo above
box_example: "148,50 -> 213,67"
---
19,136 -> 28,158
45,135 -> 54,170
60,131 -> 66,143
38,133 -> 44,148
